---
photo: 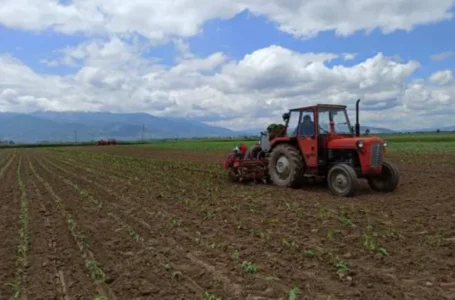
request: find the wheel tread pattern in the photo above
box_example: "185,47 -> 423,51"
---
268,144 -> 305,188
327,163 -> 358,197
368,160 -> 399,192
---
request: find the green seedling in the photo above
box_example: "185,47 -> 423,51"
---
303,250 -> 315,258
336,261 -> 349,274
203,292 -> 222,300
287,288 -> 301,300
232,249 -> 239,261
241,261 -> 257,273
339,212 -> 353,226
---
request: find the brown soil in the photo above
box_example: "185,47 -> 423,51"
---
0,146 -> 454,300
0,153 -> 21,300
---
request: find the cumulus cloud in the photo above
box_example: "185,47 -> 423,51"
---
1,37 -> 454,131
0,0 -> 453,39
429,70 -> 454,85
248,0 -> 455,38
430,51 -> 455,61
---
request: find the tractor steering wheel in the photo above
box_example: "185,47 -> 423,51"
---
319,125 -> 330,134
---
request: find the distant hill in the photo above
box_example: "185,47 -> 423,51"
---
360,126 -> 395,134
0,110 -> 451,143
408,125 -> 455,132
0,111 -> 238,143
239,126 -> 396,135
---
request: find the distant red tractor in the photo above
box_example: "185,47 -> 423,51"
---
224,100 -> 399,197
96,139 -> 118,145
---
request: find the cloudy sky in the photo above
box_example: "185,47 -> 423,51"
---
0,0 -> 454,131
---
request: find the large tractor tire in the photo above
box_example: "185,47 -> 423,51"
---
367,161 -> 399,192
268,144 -> 305,188
327,163 -> 358,197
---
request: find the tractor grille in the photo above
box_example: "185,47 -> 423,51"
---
370,143 -> 383,167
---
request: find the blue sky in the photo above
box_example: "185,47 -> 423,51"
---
2,9 -> 454,78
188,11 -> 455,79
0,25 -> 87,75
0,2 -> 454,130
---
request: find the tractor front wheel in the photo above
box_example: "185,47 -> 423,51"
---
367,161 -> 399,192
327,164 -> 358,197
268,144 -> 305,188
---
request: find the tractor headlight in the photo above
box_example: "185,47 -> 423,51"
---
356,140 -> 364,152
383,140 -> 388,147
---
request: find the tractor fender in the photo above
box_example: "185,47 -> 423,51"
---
268,141 -> 308,167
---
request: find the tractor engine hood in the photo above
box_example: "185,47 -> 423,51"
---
328,136 -> 385,150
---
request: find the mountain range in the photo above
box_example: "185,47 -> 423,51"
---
0,111 -> 451,143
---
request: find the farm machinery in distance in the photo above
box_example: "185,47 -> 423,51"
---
96,139 -> 118,145
223,100 -> 399,197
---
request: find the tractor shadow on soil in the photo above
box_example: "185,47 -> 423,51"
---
244,177 -> 376,197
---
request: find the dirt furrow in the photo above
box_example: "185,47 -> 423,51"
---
24,148 -> 455,299
27,156 -> 116,299
20,153 -> 91,300
29,153 -> 204,299
0,154 -> 21,299
0,153 -> 16,179
46,151 -> 352,254
35,152 -> 248,299
40,151 -> 354,299
0,152 -> 12,168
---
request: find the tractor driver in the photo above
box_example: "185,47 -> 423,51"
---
294,114 -> 314,136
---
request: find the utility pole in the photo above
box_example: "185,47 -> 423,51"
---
74,130 -> 77,143
141,124 -> 145,141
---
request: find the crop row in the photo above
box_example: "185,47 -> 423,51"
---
36,152 -> 273,298
41,149 -> 413,296
6,156 -> 30,299
3,148 -> 448,299
33,153 -> 251,298
41,151 -> 333,297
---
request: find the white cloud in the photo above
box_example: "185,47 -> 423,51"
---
1,38 -> 454,131
342,53 -> 357,61
0,0 -> 453,39
430,51 -> 455,61
246,0 -> 454,38
1,1 -> 454,133
42,37 -> 153,68
429,70 -> 454,85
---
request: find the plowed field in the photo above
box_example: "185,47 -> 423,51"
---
1,146 -> 454,300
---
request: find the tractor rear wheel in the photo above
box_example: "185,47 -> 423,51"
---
327,163 -> 358,197
268,144 -> 305,188
367,161 -> 399,192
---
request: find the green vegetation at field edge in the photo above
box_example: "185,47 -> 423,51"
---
134,133 -> 455,153
2,132 -> 454,153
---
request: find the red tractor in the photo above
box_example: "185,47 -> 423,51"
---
224,100 -> 399,197
96,139 -> 117,145
96,139 -> 108,145
107,139 -> 117,145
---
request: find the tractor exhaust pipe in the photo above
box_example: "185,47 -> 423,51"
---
355,99 -> 360,137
